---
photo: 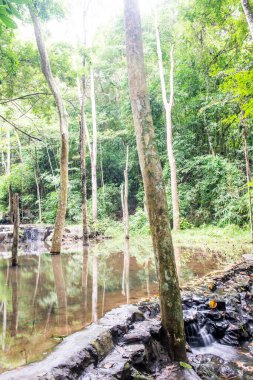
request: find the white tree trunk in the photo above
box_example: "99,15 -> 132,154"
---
241,0 -> 253,38
155,19 -> 180,231
29,7 -> 69,254
242,126 -> 253,242
90,69 -> 98,221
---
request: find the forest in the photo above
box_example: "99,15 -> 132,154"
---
1,0 -> 253,379
1,0 -> 253,235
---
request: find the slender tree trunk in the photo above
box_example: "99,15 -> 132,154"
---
242,126 -> 253,242
155,20 -> 180,230
241,0 -> 253,38
99,143 -> 105,207
204,77 -> 215,156
14,130 -> 23,163
80,1 -> 89,246
34,147 -> 42,223
29,7 -> 69,254
6,127 -> 13,222
124,0 -> 186,361
12,193 -> 19,267
8,185 -> 13,223
124,145 -> 129,239
90,69 -> 98,222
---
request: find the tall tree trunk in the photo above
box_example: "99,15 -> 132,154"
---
242,126 -> 253,242
29,7 -> 69,254
6,127 -> 13,222
124,145 -> 129,239
90,69 -> 98,222
34,147 -> 42,223
14,130 -> 23,163
12,193 -> 19,267
99,143 -> 105,207
204,77 -> 215,156
80,0 -> 89,246
241,0 -> 253,38
155,20 -> 180,230
124,0 -> 186,361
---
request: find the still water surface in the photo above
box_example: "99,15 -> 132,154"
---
0,237 -> 237,373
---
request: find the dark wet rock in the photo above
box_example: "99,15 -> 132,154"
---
156,365 -> 201,380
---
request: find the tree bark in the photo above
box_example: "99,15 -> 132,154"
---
11,193 -> 19,267
155,20 -> 180,230
242,126 -> 253,242
241,0 -> 253,38
34,147 -> 42,223
80,0 -> 89,246
90,69 -> 98,222
29,7 -> 69,254
6,127 -> 13,222
124,0 -> 186,361
124,145 -> 129,239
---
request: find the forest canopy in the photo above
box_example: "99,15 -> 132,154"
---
0,0 -> 253,233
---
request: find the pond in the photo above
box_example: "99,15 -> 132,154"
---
0,236 -> 244,373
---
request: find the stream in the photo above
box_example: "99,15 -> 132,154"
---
0,234 -> 251,375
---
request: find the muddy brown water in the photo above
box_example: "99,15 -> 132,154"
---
0,237 -> 239,373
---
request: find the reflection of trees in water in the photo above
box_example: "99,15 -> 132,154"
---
82,246 -> 89,325
51,255 -> 68,334
92,255 -> 98,322
0,300 -> 7,351
10,267 -> 19,337
122,238 -> 130,304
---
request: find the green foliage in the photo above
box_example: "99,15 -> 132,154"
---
129,209 -> 150,235
0,0 -> 27,31
0,0 -> 252,234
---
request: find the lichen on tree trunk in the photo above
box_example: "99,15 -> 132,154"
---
124,0 -> 186,362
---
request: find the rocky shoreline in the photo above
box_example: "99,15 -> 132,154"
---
1,257 -> 253,379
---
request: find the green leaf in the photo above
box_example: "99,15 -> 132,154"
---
6,3 -> 21,19
179,362 -> 192,369
0,13 -> 17,28
0,5 -> 7,14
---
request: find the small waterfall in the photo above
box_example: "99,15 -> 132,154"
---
199,325 -> 215,346
185,310 -> 214,347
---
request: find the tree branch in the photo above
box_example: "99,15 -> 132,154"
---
0,92 -> 50,105
0,115 -> 43,142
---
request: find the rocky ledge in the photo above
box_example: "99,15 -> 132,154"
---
0,225 -> 99,245
1,257 -> 253,380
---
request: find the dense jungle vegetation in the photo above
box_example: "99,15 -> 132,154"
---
1,0 -> 253,235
